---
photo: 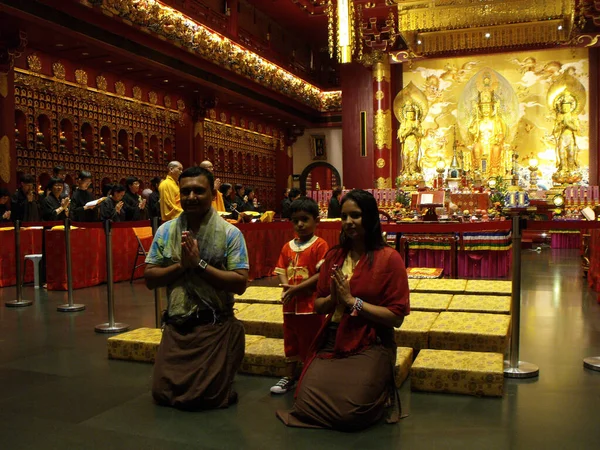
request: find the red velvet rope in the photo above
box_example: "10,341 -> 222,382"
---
111,220 -> 152,229
19,221 -> 63,228
526,220 -> 600,231
69,221 -> 106,229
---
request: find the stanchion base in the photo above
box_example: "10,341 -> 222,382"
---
5,300 -> 33,308
583,356 -> 600,372
94,323 -> 129,334
504,360 -> 540,379
57,304 -> 86,312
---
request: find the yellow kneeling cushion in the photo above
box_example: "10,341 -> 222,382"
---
408,279 -> 420,291
240,337 -> 287,377
414,278 -> 467,294
410,293 -> 453,312
107,327 -> 162,363
235,286 -> 281,304
235,303 -> 283,339
464,280 -> 512,295
394,312 -> 440,351
429,312 -> 511,353
411,349 -> 504,397
395,347 -> 414,388
448,295 -> 511,315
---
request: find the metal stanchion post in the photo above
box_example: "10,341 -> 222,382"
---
583,357 -> 600,371
6,220 -> 33,308
95,220 -> 129,333
504,215 -> 539,378
57,218 -> 85,312
151,217 -> 163,328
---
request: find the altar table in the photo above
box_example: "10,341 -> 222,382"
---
45,227 -> 151,291
550,230 -> 581,249
0,227 -> 43,287
1,221 -> 513,291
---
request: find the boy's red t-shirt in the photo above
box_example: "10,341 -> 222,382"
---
274,235 -> 329,314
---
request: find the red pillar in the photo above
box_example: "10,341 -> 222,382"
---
341,63 -> 373,189
276,131 -> 293,210
0,67 -> 16,191
590,48 -> 598,185
175,111 -> 194,169
372,55 -> 392,188
228,0 -> 239,39
193,118 -> 205,165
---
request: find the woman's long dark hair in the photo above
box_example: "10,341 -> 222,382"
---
333,189 -> 386,265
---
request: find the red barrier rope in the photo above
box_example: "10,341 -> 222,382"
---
111,220 -> 152,229
525,220 -> 600,231
69,221 -> 106,229
382,221 -> 512,233
19,221 -> 63,228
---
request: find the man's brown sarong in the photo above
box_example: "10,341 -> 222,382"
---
276,344 -> 396,431
152,317 -> 245,410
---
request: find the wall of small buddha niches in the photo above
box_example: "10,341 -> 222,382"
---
201,108 -> 284,211
13,54 -> 184,195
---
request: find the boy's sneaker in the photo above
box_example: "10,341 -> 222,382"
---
270,377 -> 296,394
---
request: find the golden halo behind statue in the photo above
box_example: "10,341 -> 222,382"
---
547,73 -> 586,115
393,82 -> 429,123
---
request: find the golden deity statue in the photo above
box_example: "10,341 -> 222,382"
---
467,72 -> 508,177
547,74 -> 586,184
398,102 -> 423,176
394,82 -> 428,188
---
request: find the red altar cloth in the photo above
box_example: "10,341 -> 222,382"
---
457,250 -> 511,278
0,227 -> 43,287
236,222 -> 340,280
45,227 -> 151,291
550,231 -> 581,249
588,230 -> 600,293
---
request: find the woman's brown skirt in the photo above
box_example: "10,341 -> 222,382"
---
276,344 -> 397,431
152,317 -> 245,410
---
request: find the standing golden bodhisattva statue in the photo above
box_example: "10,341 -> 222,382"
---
398,102 -> 424,177
393,82 -> 429,188
547,73 -> 586,185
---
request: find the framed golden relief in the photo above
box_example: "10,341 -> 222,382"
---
311,134 -> 326,160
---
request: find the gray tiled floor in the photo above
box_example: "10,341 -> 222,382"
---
1,248 -> 599,449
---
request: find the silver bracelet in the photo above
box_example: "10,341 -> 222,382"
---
351,297 -> 364,316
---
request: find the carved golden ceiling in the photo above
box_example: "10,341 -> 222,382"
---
393,0 -> 578,55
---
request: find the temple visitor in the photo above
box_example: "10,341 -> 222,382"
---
240,187 -> 260,213
53,165 -> 70,198
41,177 -> 70,221
280,188 -> 291,218
277,189 -> 410,431
0,188 -> 11,222
99,184 -> 126,222
123,176 -> 147,221
159,161 -> 183,221
199,160 -> 225,212
144,166 -> 249,410
148,176 -> 162,221
272,197 -> 328,394
327,187 -> 343,219
11,174 -> 40,222
70,171 -> 98,222
233,183 -> 245,210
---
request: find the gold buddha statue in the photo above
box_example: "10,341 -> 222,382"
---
467,74 -> 507,177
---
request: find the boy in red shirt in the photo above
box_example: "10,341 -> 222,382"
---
271,197 -> 329,394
